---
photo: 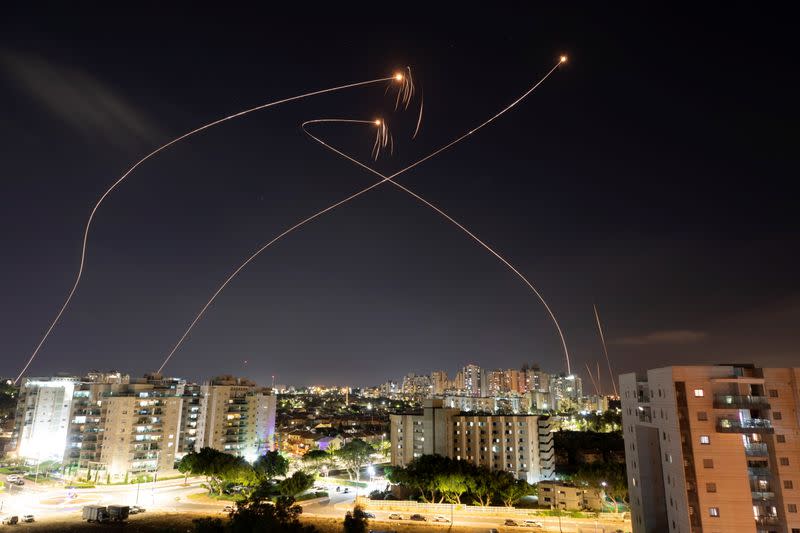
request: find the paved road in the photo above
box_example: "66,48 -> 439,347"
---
1,479 -> 628,533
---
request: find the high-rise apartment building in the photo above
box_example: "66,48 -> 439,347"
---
10,372 -> 276,481
550,373 -> 583,411
390,399 -> 554,483
430,371 -> 449,396
462,364 -> 487,397
196,375 -> 276,461
504,369 -> 523,394
10,376 -> 80,462
488,369 -> 505,396
620,365 -> 800,533
402,373 -> 432,397
65,373 -> 195,480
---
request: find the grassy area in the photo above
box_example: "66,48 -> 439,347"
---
326,478 -> 368,488
296,490 -> 328,501
187,491 -> 244,503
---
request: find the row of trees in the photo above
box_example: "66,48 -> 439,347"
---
297,439 -> 375,481
178,448 -> 312,498
387,455 -> 535,507
564,462 -> 629,510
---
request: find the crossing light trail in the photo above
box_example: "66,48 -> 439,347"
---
157,57 -> 570,374
14,73 -> 408,385
301,117 -> 572,375
594,303 -> 618,396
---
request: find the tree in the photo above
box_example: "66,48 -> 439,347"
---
335,439 -> 374,481
435,472 -> 468,504
568,463 -> 628,511
178,447 -> 256,495
301,449 -> 330,474
224,496 -> 318,533
253,450 -> 289,481
499,479 -> 535,507
465,466 -> 495,506
343,505 -> 370,533
278,471 -> 315,497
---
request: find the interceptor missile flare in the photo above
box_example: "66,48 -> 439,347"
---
157,57 -> 571,375
14,72 -> 406,385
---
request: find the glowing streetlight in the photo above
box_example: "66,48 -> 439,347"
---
560,55 -> 568,63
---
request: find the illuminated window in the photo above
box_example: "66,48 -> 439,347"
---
693,389 -> 704,397
708,507 -> 720,517
700,435 -> 710,445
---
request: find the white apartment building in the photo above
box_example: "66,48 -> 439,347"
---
620,365 -> 800,533
196,375 -> 277,461
390,399 -> 554,483
444,394 -> 523,414
11,376 -> 80,462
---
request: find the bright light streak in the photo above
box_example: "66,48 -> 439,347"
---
560,55 -> 568,63
593,303 -> 617,396
15,74 -> 397,385
157,57 -> 571,375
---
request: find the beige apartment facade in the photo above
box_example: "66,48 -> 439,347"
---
621,365 -> 800,533
196,376 -> 277,461
390,399 -> 554,483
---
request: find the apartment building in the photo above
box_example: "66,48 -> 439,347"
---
538,480 -> 604,511
444,394 -> 523,414
195,375 -> 277,461
620,365 -> 800,533
9,376 -> 80,462
390,399 -> 554,483
430,371 -> 449,396
65,374 -> 194,480
549,373 -> 583,411
11,372 -> 275,481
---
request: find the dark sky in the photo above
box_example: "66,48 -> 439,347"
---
1,5 -> 797,390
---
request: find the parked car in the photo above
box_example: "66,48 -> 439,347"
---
504,519 -> 519,526
1,515 -> 19,525
487,529 -> 499,533
432,515 -> 450,522
410,514 -> 426,521
388,513 -> 402,520
523,519 -> 543,528
223,505 -> 235,513
129,506 -> 146,514
343,487 -> 350,493
21,515 -> 35,523
363,512 -> 376,518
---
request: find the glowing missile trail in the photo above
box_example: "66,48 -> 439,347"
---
157,58 -> 569,374
14,74 -> 405,385
594,303 -> 618,396
301,117 -> 572,374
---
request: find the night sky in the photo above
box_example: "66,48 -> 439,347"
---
1,6 -> 797,389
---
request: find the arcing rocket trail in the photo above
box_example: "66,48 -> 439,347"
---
15,74 -> 409,384
157,57 -> 572,375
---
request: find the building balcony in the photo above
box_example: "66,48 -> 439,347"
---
744,443 -> 768,456
748,467 -> 772,478
751,491 -> 775,501
716,418 -> 773,434
755,516 -> 780,527
713,395 -> 770,410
